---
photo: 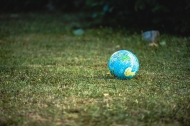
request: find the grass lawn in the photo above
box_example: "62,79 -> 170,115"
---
0,12 -> 190,126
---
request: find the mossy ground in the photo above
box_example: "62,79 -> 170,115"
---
0,12 -> 190,126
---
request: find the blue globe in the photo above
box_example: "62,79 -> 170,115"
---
108,50 -> 139,79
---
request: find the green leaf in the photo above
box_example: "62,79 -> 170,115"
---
152,4 -> 170,13
135,0 -> 146,11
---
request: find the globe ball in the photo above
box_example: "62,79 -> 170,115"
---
108,50 -> 139,79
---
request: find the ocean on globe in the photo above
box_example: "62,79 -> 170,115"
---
108,50 -> 139,79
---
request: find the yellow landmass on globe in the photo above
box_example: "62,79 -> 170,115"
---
124,68 -> 135,76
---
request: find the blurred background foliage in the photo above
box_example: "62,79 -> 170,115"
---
0,0 -> 190,35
